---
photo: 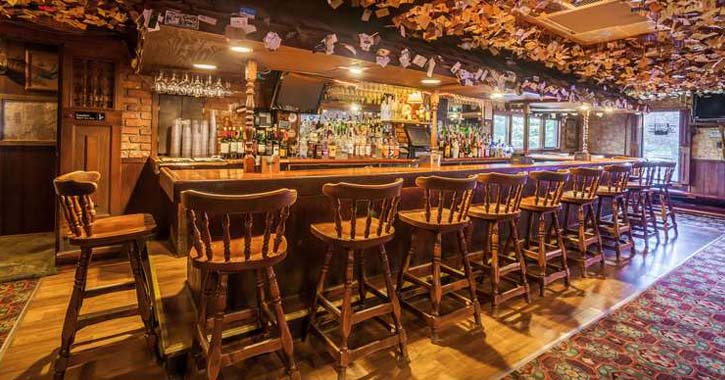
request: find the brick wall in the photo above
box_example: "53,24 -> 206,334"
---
120,71 -> 153,159
589,113 -> 629,155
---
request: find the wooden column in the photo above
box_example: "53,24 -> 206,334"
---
574,110 -> 592,161
243,59 -> 257,172
430,91 -> 440,150
522,103 -> 530,156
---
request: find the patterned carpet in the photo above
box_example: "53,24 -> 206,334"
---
504,231 -> 725,380
0,279 -> 39,358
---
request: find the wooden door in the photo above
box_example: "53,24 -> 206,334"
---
60,108 -> 122,216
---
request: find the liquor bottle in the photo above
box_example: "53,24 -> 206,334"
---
257,129 -> 266,156
220,127 -> 230,159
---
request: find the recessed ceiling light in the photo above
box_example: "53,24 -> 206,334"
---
230,45 -> 253,53
490,91 -> 504,99
347,66 -> 364,75
604,107 -> 614,114
421,78 -> 441,85
193,63 -> 217,70
578,103 -> 591,111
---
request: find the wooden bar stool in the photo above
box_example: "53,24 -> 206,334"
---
53,171 -> 157,380
560,167 -> 605,277
307,179 -> 408,380
625,161 -> 659,251
651,161 -> 678,241
397,175 -> 482,342
468,172 -> 531,310
520,170 -> 571,296
596,164 -> 635,262
182,189 -> 300,380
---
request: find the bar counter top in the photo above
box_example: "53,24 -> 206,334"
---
160,158 -> 629,201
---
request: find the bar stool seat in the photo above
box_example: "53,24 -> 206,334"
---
53,171 -> 157,380
398,209 -> 470,231
183,188 -> 300,380
520,196 -> 562,211
560,191 -> 597,205
596,164 -> 635,262
397,175 -> 483,342
468,172 -> 531,310
519,170 -> 571,296
311,217 -> 395,248
190,235 -> 287,270
307,179 -> 408,380
68,213 -> 156,246
468,204 -> 519,220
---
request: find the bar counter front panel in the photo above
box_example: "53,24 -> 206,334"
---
159,159 -> 627,312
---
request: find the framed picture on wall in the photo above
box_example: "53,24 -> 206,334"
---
0,98 -> 57,143
25,49 -> 59,91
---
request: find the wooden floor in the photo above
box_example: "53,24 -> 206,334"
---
1,220 -> 721,380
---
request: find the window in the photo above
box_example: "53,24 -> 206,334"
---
528,117 -> 541,150
544,119 -> 559,149
643,111 -> 681,181
511,115 -> 525,150
493,114 -> 509,144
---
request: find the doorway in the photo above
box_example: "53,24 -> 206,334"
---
642,111 -> 681,181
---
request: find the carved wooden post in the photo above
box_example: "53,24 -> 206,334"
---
430,91 -> 440,150
720,125 -> 725,161
243,60 -> 257,172
523,103 -> 530,156
577,110 -> 592,161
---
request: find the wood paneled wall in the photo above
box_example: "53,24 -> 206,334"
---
0,145 -> 56,234
690,159 -> 725,199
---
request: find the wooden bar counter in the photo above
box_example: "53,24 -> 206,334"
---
158,158 -> 629,312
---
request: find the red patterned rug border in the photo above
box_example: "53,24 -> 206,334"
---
493,234 -> 725,380
0,279 -> 40,363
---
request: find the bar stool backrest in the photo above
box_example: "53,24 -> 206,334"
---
602,164 -> 632,193
181,189 -> 298,262
652,161 -> 676,186
54,171 -> 100,238
631,161 -> 656,187
568,167 -> 603,200
528,170 -> 570,207
416,175 -> 476,224
322,178 -> 403,240
475,172 -> 528,214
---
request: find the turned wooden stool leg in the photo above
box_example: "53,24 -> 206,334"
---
639,192 -> 650,251
537,213 -> 547,296
378,245 -> 409,363
576,205 -> 588,277
458,229 -> 483,331
588,204 -> 605,271
54,247 -> 93,380
337,249 -> 355,380
397,230 -> 417,292
510,218 -> 531,303
526,212 -> 535,249
306,244 -> 334,341
255,269 -> 270,334
207,273 -> 227,380
659,191 -> 670,241
266,266 -> 300,380
647,192 -> 659,242
489,221 -> 501,310
552,212 -> 570,287
666,187 -> 678,234
430,232 -> 443,342
128,240 -> 157,353
357,252 -> 368,309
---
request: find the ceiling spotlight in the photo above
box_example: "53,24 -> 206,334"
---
421,78 -> 441,85
578,103 -> 591,111
192,63 -> 217,70
490,91 -> 504,100
230,45 -> 253,53
604,107 -> 614,114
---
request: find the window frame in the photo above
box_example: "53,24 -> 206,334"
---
492,111 -> 561,152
